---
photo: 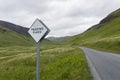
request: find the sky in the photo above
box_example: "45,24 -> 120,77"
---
0,0 -> 120,37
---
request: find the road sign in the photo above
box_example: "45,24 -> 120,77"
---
28,19 -> 50,80
28,18 -> 50,43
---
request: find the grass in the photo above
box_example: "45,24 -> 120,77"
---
0,25 -> 92,80
41,47 -> 92,80
81,18 -> 120,53
64,17 -> 120,54
0,26 -> 33,47
0,45 -> 92,80
0,46 -> 41,80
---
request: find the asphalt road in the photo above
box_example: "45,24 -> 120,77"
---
80,47 -> 120,80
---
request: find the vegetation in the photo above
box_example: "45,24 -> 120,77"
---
0,45 -> 92,80
64,8 -> 120,53
0,8 -> 120,80
0,24 -> 92,80
0,26 -> 33,47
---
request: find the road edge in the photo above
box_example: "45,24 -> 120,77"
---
85,54 -> 101,80
80,47 -> 101,80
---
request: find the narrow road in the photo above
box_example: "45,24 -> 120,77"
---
80,47 -> 120,80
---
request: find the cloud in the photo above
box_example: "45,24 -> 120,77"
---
0,0 -> 120,37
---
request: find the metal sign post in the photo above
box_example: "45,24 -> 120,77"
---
36,42 -> 40,80
28,18 -> 50,80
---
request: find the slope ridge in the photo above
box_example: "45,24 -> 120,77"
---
0,25 -> 33,47
66,8 -> 120,53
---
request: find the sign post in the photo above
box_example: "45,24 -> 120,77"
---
36,42 -> 40,80
28,18 -> 50,80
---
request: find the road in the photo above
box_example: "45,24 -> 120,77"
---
80,47 -> 120,80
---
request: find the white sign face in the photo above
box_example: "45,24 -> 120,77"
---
28,19 -> 48,42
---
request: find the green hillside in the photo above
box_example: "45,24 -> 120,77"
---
0,23 -> 92,79
67,8 -> 120,53
0,26 -> 33,47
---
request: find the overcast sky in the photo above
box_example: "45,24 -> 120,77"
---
0,0 -> 120,37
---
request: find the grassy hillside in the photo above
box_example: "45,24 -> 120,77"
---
0,26 -> 33,47
0,20 -> 29,36
67,8 -> 120,53
0,23 -> 92,79
47,36 -> 71,43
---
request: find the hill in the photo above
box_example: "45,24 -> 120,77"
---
0,20 -> 55,47
0,20 -> 29,36
66,8 -> 120,53
0,25 -> 33,47
47,36 -> 71,42
0,21 -> 92,80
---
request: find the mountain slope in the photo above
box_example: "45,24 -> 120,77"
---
47,36 -> 71,42
0,20 -> 29,36
0,21 -> 92,80
0,20 -> 54,47
0,25 -> 33,47
67,8 -> 120,53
